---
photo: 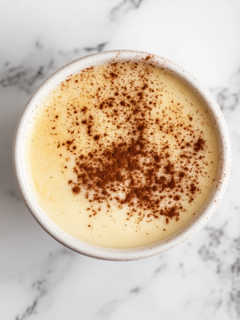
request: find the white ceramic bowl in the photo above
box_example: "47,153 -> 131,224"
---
13,50 -> 231,260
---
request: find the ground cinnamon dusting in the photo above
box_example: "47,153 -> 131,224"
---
51,61 -> 208,225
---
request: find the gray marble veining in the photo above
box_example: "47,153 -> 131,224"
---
1,0 -> 240,319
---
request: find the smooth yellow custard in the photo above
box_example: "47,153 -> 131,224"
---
27,61 -> 219,248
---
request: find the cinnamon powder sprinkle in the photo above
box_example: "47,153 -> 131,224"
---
52,61 -> 208,224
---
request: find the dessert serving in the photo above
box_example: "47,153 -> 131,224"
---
14,51 -> 230,259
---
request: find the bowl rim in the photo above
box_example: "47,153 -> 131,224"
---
13,49 -> 231,261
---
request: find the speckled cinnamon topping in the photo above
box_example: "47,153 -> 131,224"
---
52,61 -> 209,224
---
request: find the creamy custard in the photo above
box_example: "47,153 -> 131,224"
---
27,61 -> 219,248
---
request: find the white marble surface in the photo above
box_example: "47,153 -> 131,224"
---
1,0 -> 240,319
